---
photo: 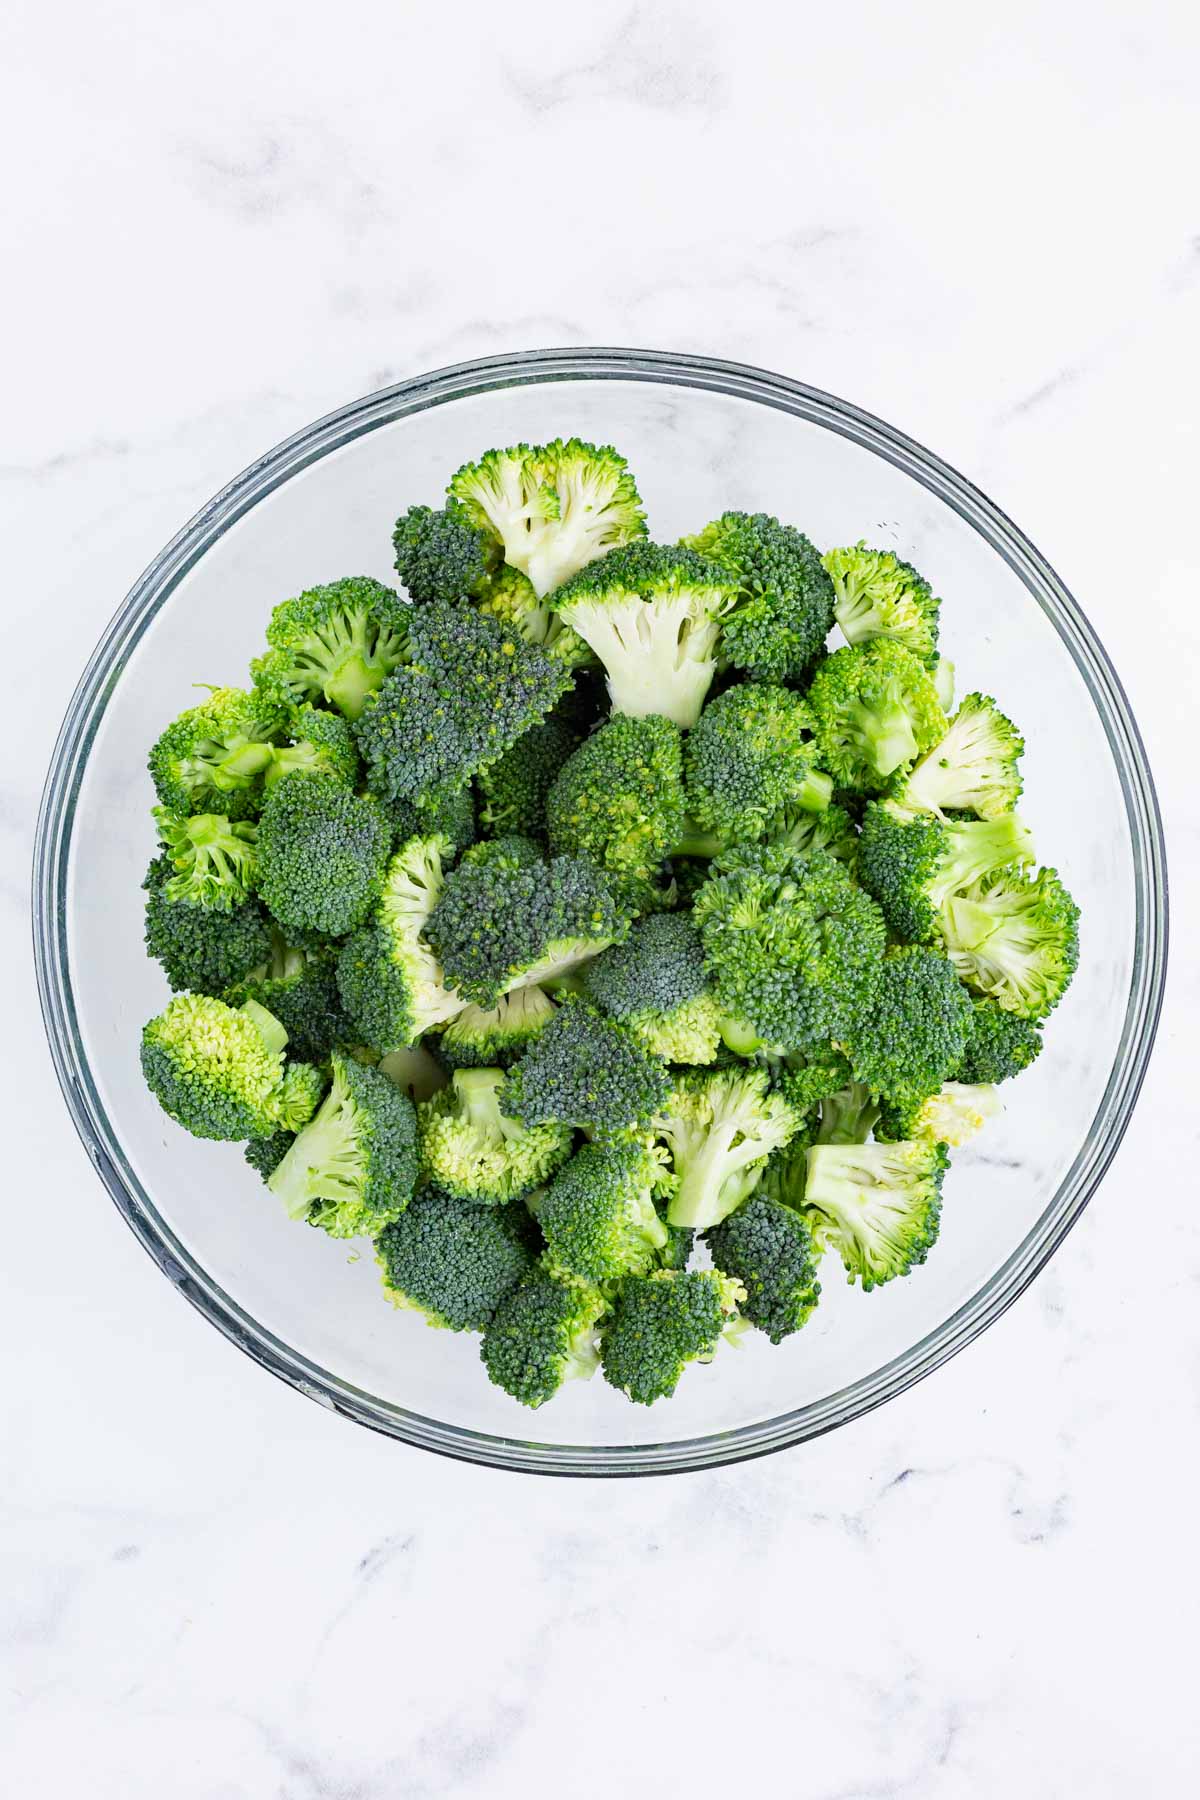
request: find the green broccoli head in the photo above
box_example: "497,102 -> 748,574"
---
762,800 -> 859,869
807,640 -> 947,791
857,800 -> 1035,944
940,865 -> 1080,1020
417,1067 -> 573,1204
598,1268 -> 745,1405
843,945 -> 974,1123
546,713 -> 686,881
876,1081 -> 1002,1146
265,704 -> 361,792
581,914 -> 723,1065
140,993 -> 323,1141
476,565 -> 595,669
534,1138 -> 670,1283
143,854 -> 273,995
822,543 -> 941,664
438,986 -> 557,1070
148,685 -> 283,819
251,577 -> 411,720
381,782 -> 477,858
449,437 -> 646,599
501,997 -> 671,1135
476,717 -> 577,838
682,511 -> 835,681
705,1194 -> 821,1344
693,843 -> 887,1054
351,601 -> 570,805
225,940 -> 353,1064
773,1042 -> 855,1117
803,1139 -> 947,1290
243,1128 -> 295,1183
336,835 -> 467,1053
891,692 -> 1024,821
376,1186 -> 534,1331
654,1065 -> 801,1231
457,834 -> 546,874
548,541 -> 739,729
684,683 -> 833,841
481,1264 -> 608,1407
392,499 -> 500,604
256,773 -> 391,939
152,807 -> 259,911
957,996 -> 1043,1084
267,1050 -> 418,1238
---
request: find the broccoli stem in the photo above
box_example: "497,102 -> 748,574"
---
239,998 -> 288,1057
852,695 -> 919,778
795,768 -> 834,813
325,657 -> 381,720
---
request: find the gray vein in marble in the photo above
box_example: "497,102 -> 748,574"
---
503,5 -> 725,115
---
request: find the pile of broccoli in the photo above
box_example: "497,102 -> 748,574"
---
137,441 -> 1079,1409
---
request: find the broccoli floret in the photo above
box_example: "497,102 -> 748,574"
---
143,854 -> 272,994
256,773 -> 391,939
773,1043 -> 855,1117
226,940 -> 352,1064
243,1128 -> 295,1183
376,1187 -> 534,1330
534,1138 -> 670,1283
265,704 -> 361,791
822,543 -> 941,664
418,1067 -> 573,1204
654,1066 -> 801,1231
684,684 -> 832,840
958,997 -> 1043,1084
391,500 -> 500,604
803,1139 -> 947,1290
877,1081 -> 1003,1145
807,641 -> 947,791
815,1082 -> 881,1145
336,836 -> 467,1053
147,686 -> 282,819
476,717 -> 577,838
762,801 -> 859,869
481,1264 -> 608,1407
449,437 -> 647,599
581,914 -> 723,1065
252,577 -> 411,720
501,997 -> 671,1134
423,849 -> 629,1007
438,987 -> 557,1069
693,844 -> 887,1054
940,865 -> 1080,1019
857,800 -> 1036,944
267,1050 -> 418,1237
140,993 -> 323,1141
705,1195 -> 821,1343
843,946 -> 974,1122
382,782 -> 477,857
457,834 -> 545,873
548,542 -> 739,729
599,1269 -> 745,1405
681,511 -> 835,681
546,713 -> 686,881
153,806 -> 258,911
891,693 -> 1024,820
476,564 -> 595,669
351,601 -> 570,805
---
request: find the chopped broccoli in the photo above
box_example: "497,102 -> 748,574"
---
143,854 -> 272,994
457,833 -> 546,873
476,717 -> 577,838
141,993 -> 324,1141
843,945 -> 974,1123
481,1264 -> 608,1406
256,773 -> 391,939
807,641 -> 947,791
684,684 -> 832,841
877,1081 -> 1002,1146
803,1139 -> 947,1289
243,1128 -> 294,1183
153,806 -> 258,911
268,1050 -> 418,1237
705,1194 -> 821,1343
762,800 -> 859,868
225,940 -> 352,1064
265,704 -> 361,791
940,865 -> 1080,1019
449,437 -> 646,599
548,541 -> 738,728
501,997 -> 671,1135
382,782 -> 477,858
654,1066 -> 800,1231
958,997 -> 1043,1084
438,987 -> 557,1070
822,543 -> 941,664
377,1187 -> 534,1330
534,1138 -> 670,1283
336,836 -> 467,1053
546,713 -> 686,881
857,800 -> 1035,944
581,914 -> 723,1065
476,564 -> 595,669
392,500 -> 500,604
417,1068 -> 573,1204
681,511 -> 836,681
252,577 -> 411,720
773,1043 -> 855,1117
599,1269 -> 745,1405
148,685 -> 282,819
891,692 -> 1024,820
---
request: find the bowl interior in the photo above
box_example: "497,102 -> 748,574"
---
43,355 -> 1162,1471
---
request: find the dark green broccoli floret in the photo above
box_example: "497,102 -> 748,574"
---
762,801 -> 859,869
268,1050 -> 418,1238
843,946 -> 974,1123
891,693 -> 1024,820
546,713 -> 686,880
534,1138 -> 669,1283
705,1194 -> 821,1344
681,511 -> 835,681
684,684 -> 832,841
256,773 -> 391,939
548,541 -> 738,728
153,806 -> 258,910
376,1187 -> 534,1331
598,1269 -> 745,1405
148,686 -> 282,819
417,1067 -> 573,1204
423,849 -> 629,1008
351,601 -> 570,805
391,500 -> 500,604
654,1066 -> 800,1231
581,914 -> 723,1065
476,717 -> 577,838
693,843 -> 887,1054
939,865 -> 1080,1020
336,836 -> 467,1053
141,993 -> 324,1141
243,1129 -> 295,1183
803,1139 -> 947,1290
143,854 -> 272,994
265,704 -> 361,791
438,987 -> 557,1069
807,641 -> 947,791
252,577 -> 411,720
958,997 -> 1043,1084
501,997 -> 671,1134
449,437 -> 646,599
857,800 -> 1035,944
481,1264 -> 607,1407
382,782 -> 477,857
822,543 -> 941,664
773,1043 -> 855,1117
225,940 -> 352,1064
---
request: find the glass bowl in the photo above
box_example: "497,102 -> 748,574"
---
33,348 -> 1167,1475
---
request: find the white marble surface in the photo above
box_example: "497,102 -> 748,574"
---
4,2 -> 1198,1793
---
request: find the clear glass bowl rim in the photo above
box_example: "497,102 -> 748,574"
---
32,346 -> 1169,1477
